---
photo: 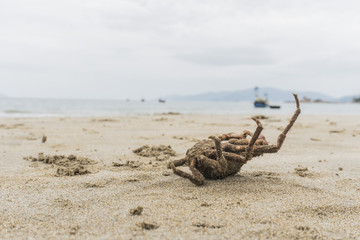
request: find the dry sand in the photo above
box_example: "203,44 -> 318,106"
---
0,114 -> 359,239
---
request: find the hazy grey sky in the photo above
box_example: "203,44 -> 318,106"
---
1,0 -> 360,99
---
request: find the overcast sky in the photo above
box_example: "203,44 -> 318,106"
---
1,0 -> 360,99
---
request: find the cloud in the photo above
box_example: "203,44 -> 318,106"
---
1,0 -> 360,98
174,47 -> 274,66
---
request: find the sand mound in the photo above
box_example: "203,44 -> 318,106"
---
24,153 -> 96,176
294,166 -> 314,177
133,145 -> 176,161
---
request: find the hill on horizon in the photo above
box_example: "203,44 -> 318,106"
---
164,87 -> 343,102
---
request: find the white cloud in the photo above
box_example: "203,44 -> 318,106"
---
1,0 -> 360,99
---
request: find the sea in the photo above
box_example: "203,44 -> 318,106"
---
0,98 -> 359,117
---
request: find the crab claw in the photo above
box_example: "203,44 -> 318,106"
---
209,135 -> 222,146
209,135 -> 217,140
251,117 -> 263,128
292,93 -> 300,110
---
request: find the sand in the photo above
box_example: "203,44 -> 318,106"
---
0,114 -> 359,239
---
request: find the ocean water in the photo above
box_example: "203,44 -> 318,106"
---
0,98 -> 359,117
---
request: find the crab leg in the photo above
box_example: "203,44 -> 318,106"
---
222,143 -> 249,153
204,149 -> 245,163
209,136 -> 228,172
254,138 -> 268,145
170,158 -> 205,185
219,130 -> 252,141
245,93 -> 301,154
244,118 -> 264,161
222,152 -> 245,162
228,136 -> 267,146
228,139 -> 249,145
276,93 -> 301,149
167,158 -> 186,169
254,93 -> 301,153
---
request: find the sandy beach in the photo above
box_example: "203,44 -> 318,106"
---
1,113 -> 359,239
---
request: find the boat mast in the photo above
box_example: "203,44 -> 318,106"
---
254,86 -> 259,98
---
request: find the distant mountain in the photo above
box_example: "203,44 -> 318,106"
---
164,87 -> 338,102
338,95 -> 360,103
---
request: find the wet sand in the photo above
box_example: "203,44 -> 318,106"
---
0,114 -> 359,239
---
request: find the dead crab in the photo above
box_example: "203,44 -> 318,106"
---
168,93 -> 301,185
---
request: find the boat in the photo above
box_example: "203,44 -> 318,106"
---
269,105 -> 281,109
253,87 -> 281,109
158,99 -> 166,103
253,87 -> 268,108
254,98 -> 268,108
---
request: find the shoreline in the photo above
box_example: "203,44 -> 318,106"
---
1,98 -> 360,117
1,111 -> 360,119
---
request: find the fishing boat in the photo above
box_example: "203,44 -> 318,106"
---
269,105 -> 281,109
254,97 -> 268,108
158,99 -> 166,103
253,87 -> 268,108
253,87 -> 281,109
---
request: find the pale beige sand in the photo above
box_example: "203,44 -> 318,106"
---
0,114 -> 360,239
